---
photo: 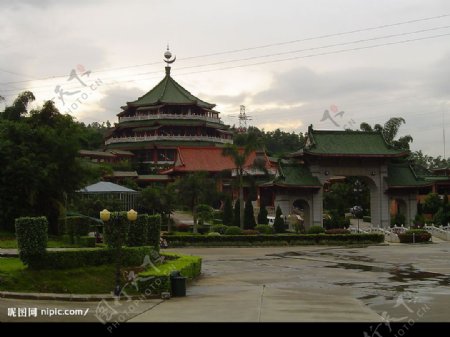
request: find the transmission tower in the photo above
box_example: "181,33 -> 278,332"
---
229,105 -> 252,133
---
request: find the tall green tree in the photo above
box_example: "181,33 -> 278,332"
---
223,197 -> 233,226
273,205 -> 285,233
233,199 -> 241,228
257,204 -> 269,225
174,172 -> 215,233
223,133 -> 260,229
244,200 -> 256,229
0,95 -> 94,233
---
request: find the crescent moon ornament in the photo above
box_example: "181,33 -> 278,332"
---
164,45 -> 176,65
164,55 -> 176,64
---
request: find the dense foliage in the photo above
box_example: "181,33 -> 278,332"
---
15,216 -> 48,269
0,92 -> 105,233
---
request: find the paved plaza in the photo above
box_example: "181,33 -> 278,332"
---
1,242 -> 449,323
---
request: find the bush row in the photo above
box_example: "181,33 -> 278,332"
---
162,233 -> 384,246
138,253 -> 202,295
30,246 -> 157,270
398,230 -> 431,243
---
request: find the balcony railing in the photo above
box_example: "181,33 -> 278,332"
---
119,113 -> 223,124
105,135 -> 233,145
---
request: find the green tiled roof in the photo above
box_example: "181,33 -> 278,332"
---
304,125 -> 408,157
128,68 -> 215,109
262,162 -> 321,188
387,163 -> 432,188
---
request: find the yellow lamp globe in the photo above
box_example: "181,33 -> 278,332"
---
100,209 -> 111,222
127,209 -> 138,222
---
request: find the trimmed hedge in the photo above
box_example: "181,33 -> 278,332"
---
242,230 -> 259,235
224,226 -> 242,235
15,216 -> 48,269
398,230 -> 431,243
127,214 -> 149,247
147,214 -> 161,251
325,228 -> 350,235
162,233 -> 384,247
255,224 -> 274,234
307,225 -> 325,234
103,212 -> 128,249
35,246 -> 157,270
138,253 -> 202,295
210,224 -> 228,234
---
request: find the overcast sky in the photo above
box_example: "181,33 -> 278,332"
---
1,0 -> 450,157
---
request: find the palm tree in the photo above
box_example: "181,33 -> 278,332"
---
359,117 -> 413,150
222,133 -> 260,229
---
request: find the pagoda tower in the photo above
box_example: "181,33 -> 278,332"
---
105,47 -> 233,166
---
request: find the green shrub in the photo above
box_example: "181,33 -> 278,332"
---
307,225 -> 325,234
162,233 -> 384,246
273,205 -> 285,233
255,224 -> 274,234
325,228 -> 350,235
223,197 -> 233,227
76,235 -> 96,247
362,216 -> 371,223
398,229 -> 431,243
242,229 -> 259,235
103,212 -> 128,249
138,253 -> 202,295
15,216 -> 48,269
126,214 -> 149,247
210,224 -> 228,234
244,200 -> 256,229
224,226 -> 242,235
207,232 -> 221,236
147,214 -> 161,251
257,205 -> 269,225
40,246 -> 156,269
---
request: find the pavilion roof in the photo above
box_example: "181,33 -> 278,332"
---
303,125 -> 408,158
127,67 -> 215,109
260,161 -> 321,189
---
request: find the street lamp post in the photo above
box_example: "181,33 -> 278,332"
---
100,208 -> 138,296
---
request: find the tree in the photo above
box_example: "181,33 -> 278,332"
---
359,117 -> 413,150
196,204 -> 214,226
273,205 -> 285,233
233,199 -> 241,228
223,133 -> 260,229
423,193 -> 441,215
0,94 -> 95,233
257,204 -> 269,224
174,172 -> 215,233
223,197 -> 233,226
1,91 -> 35,121
244,200 -> 256,229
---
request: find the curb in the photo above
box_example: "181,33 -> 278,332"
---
0,291 -> 161,302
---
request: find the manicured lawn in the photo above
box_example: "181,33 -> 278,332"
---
0,253 -> 202,294
0,257 -> 120,294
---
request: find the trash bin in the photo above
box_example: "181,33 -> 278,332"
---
170,270 -> 187,297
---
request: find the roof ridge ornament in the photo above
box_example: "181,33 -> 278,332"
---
163,45 -> 176,72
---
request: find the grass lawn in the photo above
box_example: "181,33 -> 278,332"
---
0,257 -> 120,294
0,253 -> 201,294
